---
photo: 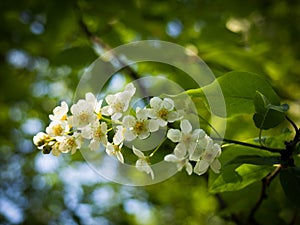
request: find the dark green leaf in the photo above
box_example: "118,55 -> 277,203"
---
226,155 -> 281,166
253,91 -> 288,130
280,167 -> 300,208
52,46 -> 98,68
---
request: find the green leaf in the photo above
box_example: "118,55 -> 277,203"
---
209,164 -> 273,193
280,167 -> 300,208
253,91 -> 288,130
226,155 -> 281,166
187,71 -> 280,117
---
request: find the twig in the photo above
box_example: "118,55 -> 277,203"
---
248,165 -> 282,223
75,7 -> 148,97
212,138 -> 285,153
286,116 -> 298,135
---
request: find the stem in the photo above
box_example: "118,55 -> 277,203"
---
149,137 -> 167,158
195,113 -> 222,139
212,138 -> 285,153
248,165 -> 282,223
286,116 -> 298,134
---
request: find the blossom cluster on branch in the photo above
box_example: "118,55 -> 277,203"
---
33,83 -> 222,179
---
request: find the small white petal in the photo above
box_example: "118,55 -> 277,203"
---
167,129 -> 182,142
149,120 -> 160,132
167,111 -> 179,122
194,160 -> 209,176
124,130 -> 137,141
133,146 -> 145,159
180,119 -> 192,134
113,126 -> 125,145
136,107 -> 148,120
138,131 -> 150,140
174,143 -> 187,158
116,151 -> 124,163
186,162 -> 193,175
162,98 -> 174,111
101,106 -> 111,116
164,154 -> 178,162
105,94 -> 116,105
210,159 -> 221,173
150,97 -> 162,109
89,139 -> 100,151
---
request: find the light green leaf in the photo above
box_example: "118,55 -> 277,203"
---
209,164 -> 273,193
280,167 -> 300,208
187,71 -> 280,117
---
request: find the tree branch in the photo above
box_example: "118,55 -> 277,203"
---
74,6 -> 148,97
248,165 -> 282,224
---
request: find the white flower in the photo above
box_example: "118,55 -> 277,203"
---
33,132 -> 50,149
70,99 -> 97,128
164,143 -> 193,175
81,121 -> 108,150
194,142 -> 222,176
148,97 -> 179,129
189,133 -> 209,161
49,101 -> 68,122
113,125 -> 126,145
56,133 -> 82,155
167,119 -> 204,155
122,107 -> 150,141
102,83 -> 136,120
85,92 -> 103,119
164,154 -> 193,175
133,146 -> 154,179
106,142 -> 124,163
46,121 -> 69,137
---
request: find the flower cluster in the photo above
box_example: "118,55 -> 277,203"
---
33,83 -> 222,179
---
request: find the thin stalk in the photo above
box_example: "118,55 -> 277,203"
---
212,137 -> 285,153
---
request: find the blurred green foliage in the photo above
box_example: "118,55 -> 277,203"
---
1,0 -> 300,224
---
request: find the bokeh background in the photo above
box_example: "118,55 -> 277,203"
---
1,0 -> 300,224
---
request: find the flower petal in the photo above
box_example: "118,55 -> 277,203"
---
164,154 -> 179,162
180,119 -> 192,133
149,119 -> 160,132
194,160 -> 209,176
132,146 -> 145,159
122,115 -> 136,128
167,129 -> 182,142
210,159 -> 221,173
150,97 -> 162,109
174,143 -> 187,158
162,98 -> 174,111
185,161 -> 193,175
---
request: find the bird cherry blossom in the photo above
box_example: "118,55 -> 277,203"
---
167,119 -> 204,156
193,138 -> 222,175
148,97 -> 180,130
122,107 -> 152,141
81,121 -> 108,150
106,142 -> 124,163
49,101 -> 69,122
102,83 -> 136,120
164,142 -> 193,175
33,82 -> 223,179
133,146 -> 154,179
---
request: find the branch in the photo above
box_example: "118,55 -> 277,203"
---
212,138 -> 285,153
74,6 -> 148,97
286,116 -> 298,135
248,165 -> 282,223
